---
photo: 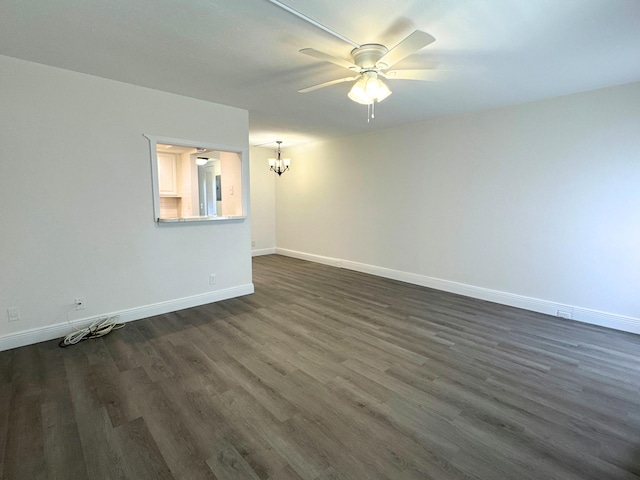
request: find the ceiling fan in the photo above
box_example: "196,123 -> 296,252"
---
265,0 -> 441,120
298,30 -> 438,104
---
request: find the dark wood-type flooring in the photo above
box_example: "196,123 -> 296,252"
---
2,254 -> 640,479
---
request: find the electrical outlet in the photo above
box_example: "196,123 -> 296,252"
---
557,310 -> 573,320
251,240 -> 256,247
75,297 -> 86,310
7,307 -> 20,322
209,274 -> 217,285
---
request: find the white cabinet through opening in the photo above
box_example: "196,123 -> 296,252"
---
157,152 -> 178,196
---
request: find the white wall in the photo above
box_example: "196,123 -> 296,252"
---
249,147 -> 276,255
220,151 -> 243,216
275,82 -> 640,332
0,55 -> 253,350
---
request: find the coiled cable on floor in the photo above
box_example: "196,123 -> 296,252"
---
59,315 -> 125,348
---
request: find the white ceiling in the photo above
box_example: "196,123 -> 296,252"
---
1,0 -> 639,147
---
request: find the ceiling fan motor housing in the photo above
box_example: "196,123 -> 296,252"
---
351,44 -> 389,70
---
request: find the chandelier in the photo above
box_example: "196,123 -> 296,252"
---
268,141 -> 290,176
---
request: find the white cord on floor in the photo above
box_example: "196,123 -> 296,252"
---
59,315 -> 125,347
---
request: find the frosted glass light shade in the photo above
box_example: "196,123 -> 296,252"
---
366,77 -> 391,102
348,77 -> 372,105
348,72 -> 392,105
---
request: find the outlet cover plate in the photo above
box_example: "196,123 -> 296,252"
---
7,307 -> 20,322
557,310 -> 573,320
75,297 -> 86,310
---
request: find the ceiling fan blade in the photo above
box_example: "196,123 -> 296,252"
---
300,48 -> 360,71
381,69 -> 447,81
377,30 -> 435,69
298,76 -> 360,93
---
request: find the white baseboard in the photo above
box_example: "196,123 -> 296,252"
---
252,247 -> 276,257
275,248 -> 640,335
0,284 -> 254,352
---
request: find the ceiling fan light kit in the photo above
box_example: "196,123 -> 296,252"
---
347,71 -> 392,105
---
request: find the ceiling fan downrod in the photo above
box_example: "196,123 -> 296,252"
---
265,0 -> 360,48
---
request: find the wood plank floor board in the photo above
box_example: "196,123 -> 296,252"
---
262,418 -> 330,480
264,303 -> 351,347
340,325 -> 432,366
484,374 -> 640,445
87,361 -> 146,428
454,405 -> 639,480
171,339 -> 237,394
232,312 -> 341,375
111,416 -> 174,480
267,464 -> 305,480
0,379 -> 11,480
274,370 -> 472,480
427,372 -> 600,450
598,439 -> 640,476
118,377 -> 218,479
290,299 -> 389,338
207,387 -> 295,479
214,355 -> 298,423
282,386 -> 431,479
2,254 -> 640,479
207,443 -> 263,480
252,307 -> 357,368
64,356 -> 130,479
428,377 -> 610,464
581,340 -> 640,360
282,412 -> 409,480
0,349 -> 13,386
38,344 -> 89,480
3,347 -> 47,480
216,319 -> 299,377
137,328 -> 208,392
3,386 -> 47,480
42,421 -> 88,480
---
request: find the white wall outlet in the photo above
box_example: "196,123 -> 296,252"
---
7,307 -> 20,322
75,297 -> 86,310
251,240 -> 256,247
209,274 -> 217,285
557,310 -> 573,320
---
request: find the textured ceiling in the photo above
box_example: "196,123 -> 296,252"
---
1,0 -> 639,147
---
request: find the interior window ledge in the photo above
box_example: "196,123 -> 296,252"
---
158,216 -> 246,223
